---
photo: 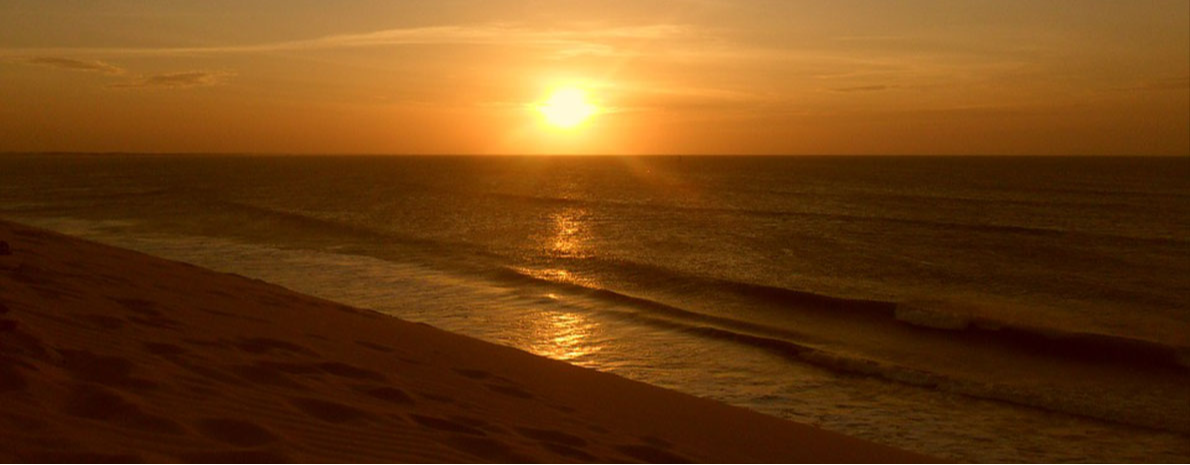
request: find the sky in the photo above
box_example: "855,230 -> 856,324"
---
1,0 -> 1187,155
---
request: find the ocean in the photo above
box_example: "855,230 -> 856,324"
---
1,154 -> 1187,461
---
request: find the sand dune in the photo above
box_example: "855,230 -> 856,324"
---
0,219 -> 929,463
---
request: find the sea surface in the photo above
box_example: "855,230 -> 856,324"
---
1,154 -> 1187,462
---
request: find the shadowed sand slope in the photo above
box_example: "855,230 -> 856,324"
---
0,219 -> 930,463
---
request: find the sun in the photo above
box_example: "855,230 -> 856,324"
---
538,87 -> 597,129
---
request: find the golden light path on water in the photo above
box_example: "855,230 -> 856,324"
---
519,206 -> 604,365
509,161 -> 713,370
524,306 -> 603,364
549,207 -> 588,257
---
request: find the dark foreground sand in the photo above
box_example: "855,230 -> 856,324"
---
0,219 -> 930,463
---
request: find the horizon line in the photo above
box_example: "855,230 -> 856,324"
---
2,151 -> 1186,158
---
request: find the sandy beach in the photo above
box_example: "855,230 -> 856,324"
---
0,219 -> 929,463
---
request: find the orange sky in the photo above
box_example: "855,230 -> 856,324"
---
1,0 -> 1187,155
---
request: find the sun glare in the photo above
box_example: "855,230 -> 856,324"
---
538,87 -> 597,129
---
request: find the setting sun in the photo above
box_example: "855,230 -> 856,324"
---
3,2 -> 1190,462
538,87 -> 597,129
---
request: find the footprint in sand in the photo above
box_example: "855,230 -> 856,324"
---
0,363 -> 27,392
354,340 -> 395,353
235,360 -> 388,389
59,349 -> 156,390
63,383 -> 185,435
355,385 -> 415,405
0,411 -> 46,431
110,297 -> 162,317
232,362 -> 307,388
255,361 -> 322,375
9,265 -> 86,300
516,427 -> 588,447
398,356 -> 423,366
451,367 -> 536,400
142,342 -> 189,357
0,321 -> 50,363
317,362 -> 386,382
616,443 -> 692,463
200,307 -> 235,318
640,435 -> 674,449
195,418 -> 281,447
484,383 -> 535,400
445,435 -> 534,463
126,315 -> 183,331
80,314 -> 125,331
548,403 -> 577,414
174,449 -> 290,463
409,414 -> 487,436
12,229 -> 51,241
516,426 -> 597,461
234,337 -> 318,357
0,302 -> 15,332
416,391 -> 456,404
586,423 -> 610,435
168,358 -> 242,385
19,452 -> 143,463
110,298 -> 184,330
451,368 -> 493,380
201,307 -> 269,323
288,397 -> 371,424
446,414 -> 511,436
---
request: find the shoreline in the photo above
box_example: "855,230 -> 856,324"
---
0,219 -> 931,462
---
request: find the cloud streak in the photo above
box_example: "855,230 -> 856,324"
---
830,85 -> 893,93
0,24 -> 689,59
12,55 -> 232,89
109,71 -> 234,89
22,56 -> 124,74
1119,76 -> 1190,92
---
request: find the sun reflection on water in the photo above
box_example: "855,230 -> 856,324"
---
515,207 -> 606,366
516,267 -> 598,287
523,308 -> 602,366
514,206 -> 602,288
549,207 -> 589,257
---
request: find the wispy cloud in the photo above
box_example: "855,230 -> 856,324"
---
830,85 -> 893,93
0,24 -> 689,59
22,56 -> 124,74
296,24 -> 685,51
1116,76 -> 1190,92
109,71 -> 234,89
13,55 -> 232,89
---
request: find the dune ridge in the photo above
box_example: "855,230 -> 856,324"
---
0,219 -> 928,463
